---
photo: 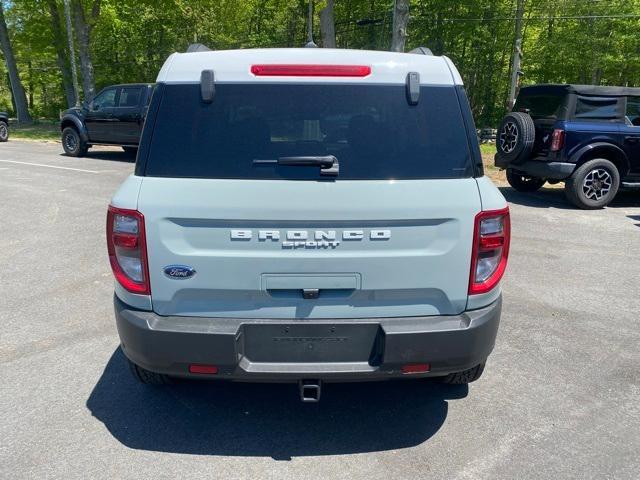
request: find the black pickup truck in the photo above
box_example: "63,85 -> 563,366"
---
60,83 -> 154,157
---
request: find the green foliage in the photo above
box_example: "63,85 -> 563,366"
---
1,0 -> 639,126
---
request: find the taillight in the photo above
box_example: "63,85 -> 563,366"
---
106,206 -> 150,295
469,208 -> 510,295
550,129 -> 565,151
250,64 -> 371,77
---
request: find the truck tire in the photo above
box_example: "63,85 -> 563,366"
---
565,158 -> 620,209
0,121 -> 8,142
496,112 -> 535,165
127,358 -> 171,385
62,127 -> 88,157
506,168 -> 546,192
439,363 -> 485,384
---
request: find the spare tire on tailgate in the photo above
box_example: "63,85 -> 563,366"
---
496,112 -> 535,165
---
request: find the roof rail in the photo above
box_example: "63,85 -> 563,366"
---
409,47 -> 433,56
186,43 -> 212,53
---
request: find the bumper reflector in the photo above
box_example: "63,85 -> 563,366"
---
189,364 -> 219,375
401,363 -> 431,374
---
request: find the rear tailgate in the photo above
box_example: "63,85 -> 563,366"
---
139,178 -> 480,318
137,75 -> 481,319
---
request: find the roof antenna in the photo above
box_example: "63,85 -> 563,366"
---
305,0 -> 318,47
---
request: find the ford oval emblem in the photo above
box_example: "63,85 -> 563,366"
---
163,265 -> 196,279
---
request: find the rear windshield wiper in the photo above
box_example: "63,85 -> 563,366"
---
253,155 -> 339,176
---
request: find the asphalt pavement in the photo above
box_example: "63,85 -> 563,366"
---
1,140 -> 639,479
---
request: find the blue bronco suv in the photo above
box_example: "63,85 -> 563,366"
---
495,84 -> 640,209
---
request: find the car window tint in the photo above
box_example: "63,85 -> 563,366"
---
118,87 -> 142,108
92,89 -> 116,110
575,96 -> 619,120
514,94 -> 565,119
144,83 -> 473,180
626,97 -> 640,127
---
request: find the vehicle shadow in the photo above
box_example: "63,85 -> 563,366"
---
500,187 -> 640,209
86,348 -> 466,459
628,215 -> 640,228
59,150 -> 136,163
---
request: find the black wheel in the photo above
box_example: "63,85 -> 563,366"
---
122,146 -> 138,154
0,121 -> 8,142
61,127 -> 88,157
127,358 -> 171,385
439,363 -> 485,385
496,112 -> 535,164
565,158 -> 620,209
506,168 -> 546,192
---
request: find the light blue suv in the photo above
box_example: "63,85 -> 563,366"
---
107,47 -> 510,401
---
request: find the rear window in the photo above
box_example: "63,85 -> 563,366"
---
574,96 -> 619,120
514,93 -> 565,119
143,83 -> 472,180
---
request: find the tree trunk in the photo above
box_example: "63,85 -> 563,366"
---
0,3 -> 32,123
507,0 -> 525,111
71,0 -> 97,102
319,0 -> 335,48
390,0 -> 409,52
47,0 -> 76,108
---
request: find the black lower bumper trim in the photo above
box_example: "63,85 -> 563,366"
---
494,156 -> 575,180
114,295 -> 502,382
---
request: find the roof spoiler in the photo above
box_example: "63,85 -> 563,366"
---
186,43 -> 212,53
409,47 -> 433,56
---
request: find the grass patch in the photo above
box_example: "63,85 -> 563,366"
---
479,143 -> 496,156
478,142 -> 506,185
10,121 -> 60,141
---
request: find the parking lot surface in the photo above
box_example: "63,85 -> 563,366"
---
1,141 -> 639,479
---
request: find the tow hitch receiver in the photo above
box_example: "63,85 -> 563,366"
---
299,379 -> 322,403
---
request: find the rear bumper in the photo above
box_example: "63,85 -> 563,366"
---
115,295 -> 502,382
495,156 -> 575,180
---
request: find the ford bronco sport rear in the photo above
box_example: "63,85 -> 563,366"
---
496,84 -> 640,209
108,48 -> 509,400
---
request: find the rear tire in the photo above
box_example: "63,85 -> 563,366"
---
496,112 -> 535,164
128,358 -> 171,385
565,158 -> 620,209
506,168 -> 546,192
62,127 -> 88,157
439,363 -> 485,385
0,121 -> 8,142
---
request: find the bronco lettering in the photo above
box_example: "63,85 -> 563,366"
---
230,229 -> 391,248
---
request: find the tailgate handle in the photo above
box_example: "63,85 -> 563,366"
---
261,274 -> 361,292
302,289 -> 320,299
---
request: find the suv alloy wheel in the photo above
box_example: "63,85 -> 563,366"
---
565,158 -> 620,209
62,127 -> 88,157
506,168 -> 546,192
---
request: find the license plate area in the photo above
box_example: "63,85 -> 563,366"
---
241,323 -> 382,364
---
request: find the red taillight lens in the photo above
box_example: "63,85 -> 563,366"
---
469,208 -> 510,295
250,64 -> 371,77
106,206 -> 150,295
550,129 -> 565,151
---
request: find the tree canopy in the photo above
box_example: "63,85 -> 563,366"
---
1,0 -> 639,127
